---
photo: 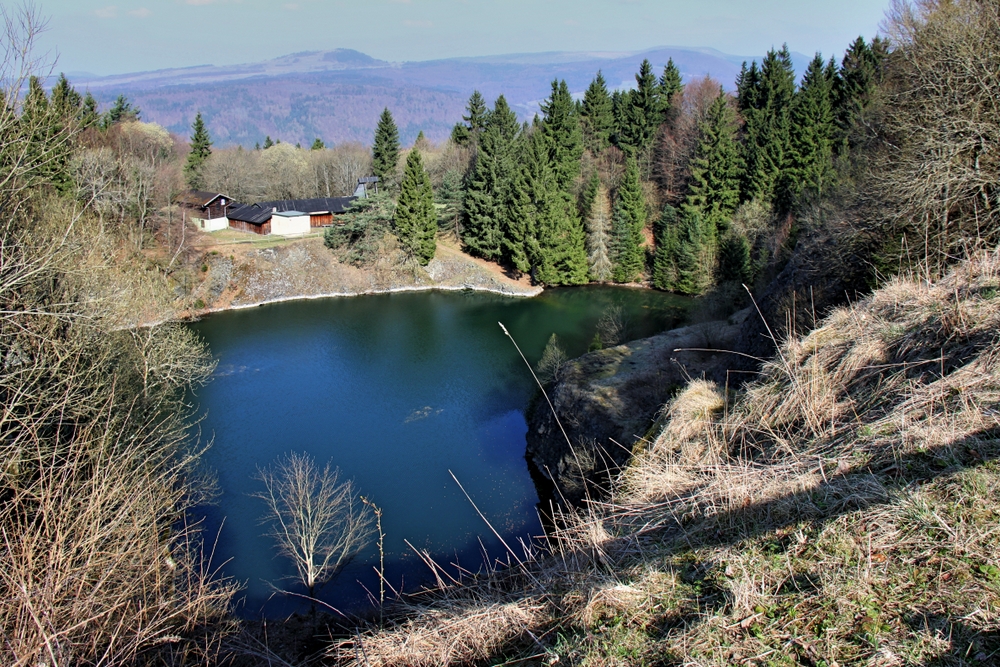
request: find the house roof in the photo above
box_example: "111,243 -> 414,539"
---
227,197 -> 357,224
274,210 -> 306,217
176,190 -> 230,208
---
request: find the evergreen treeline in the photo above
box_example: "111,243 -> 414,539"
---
446,41 -> 886,291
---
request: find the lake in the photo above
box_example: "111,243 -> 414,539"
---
188,286 -> 692,618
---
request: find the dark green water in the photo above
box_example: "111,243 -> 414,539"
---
188,286 -> 692,618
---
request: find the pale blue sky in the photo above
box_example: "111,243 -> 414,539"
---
35,0 -> 888,76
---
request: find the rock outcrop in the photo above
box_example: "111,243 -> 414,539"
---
526,310 -> 751,505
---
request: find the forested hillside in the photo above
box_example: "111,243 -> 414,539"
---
3,0 -> 1000,663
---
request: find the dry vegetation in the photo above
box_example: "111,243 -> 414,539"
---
341,250 -> 1000,666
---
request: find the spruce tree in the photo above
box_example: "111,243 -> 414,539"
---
610,157 -> 646,283
539,79 -> 584,192
372,107 -> 400,182
584,174 -> 614,281
580,71 -> 614,153
523,130 -> 588,285
463,90 -> 488,144
184,112 -> 213,190
616,59 -> 662,156
717,231 -> 752,283
263,136 -> 274,149
395,148 -> 437,265
100,94 -> 139,130
674,207 -> 711,294
80,92 -> 99,128
833,36 -> 888,152
311,138 -> 325,150
652,204 -> 680,291
787,54 -> 836,200
739,46 -> 796,205
463,95 -> 520,261
50,74 -> 82,118
685,90 -> 743,236
657,59 -> 684,124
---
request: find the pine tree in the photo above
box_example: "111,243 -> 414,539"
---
372,107 -> 400,182
787,54 -> 836,200
739,46 -> 796,205
395,148 -> 437,265
580,71 -> 614,153
462,95 -> 521,261
311,138 -> 325,150
263,136 -> 274,149
685,90 -> 743,236
610,157 -> 646,283
184,112 -> 213,190
652,204 -> 680,291
539,79 -> 583,192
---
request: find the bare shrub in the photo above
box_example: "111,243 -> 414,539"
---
596,303 -> 629,347
536,333 -> 568,385
256,452 -> 373,598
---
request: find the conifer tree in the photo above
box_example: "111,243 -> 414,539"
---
100,94 -> 139,130
539,79 -> 583,192
685,90 -> 743,235
652,204 -> 680,291
610,157 -> 646,283
463,95 -> 521,261
833,36 -> 888,151
787,54 -> 836,200
657,59 -> 684,123
450,122 -> 470,146
717,231 -> 752,283
463,90 -> 488,144
616,59 -> 662,156
580,71 -> 614,153
584,173 -> 614,281
50,74 -> 82,118
523,130 -> 588,285
674,207 -> 712,294
20,76 -> 70,192
80,92 -> 99,128
184,112 -> 213,190
395,148 -> 437,265
372,108 -> 400,183
739,45 -> 796,205
263,136 -> 274,149
311,138 -> 325,150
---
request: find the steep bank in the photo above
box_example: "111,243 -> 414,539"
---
182,234 -> 540,315
342,250 -> 1000,667
526,308 -> 752,505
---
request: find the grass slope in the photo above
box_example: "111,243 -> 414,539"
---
339,251 -> 1000,666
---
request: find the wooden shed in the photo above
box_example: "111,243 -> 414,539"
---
177,190 -> 234,231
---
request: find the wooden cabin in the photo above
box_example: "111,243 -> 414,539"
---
226,197 -> 356,236
177,190 -> 233,231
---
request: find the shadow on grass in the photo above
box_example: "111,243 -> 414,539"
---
580,429 -> 1000,665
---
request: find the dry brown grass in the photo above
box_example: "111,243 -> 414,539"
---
339,250 -> 1000,666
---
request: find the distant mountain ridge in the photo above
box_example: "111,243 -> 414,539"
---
68,47 -> 811,148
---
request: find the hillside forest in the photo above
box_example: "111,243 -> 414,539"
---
3,0 -> 1000,663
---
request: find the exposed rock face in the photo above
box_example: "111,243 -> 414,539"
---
526,311 -> 750,506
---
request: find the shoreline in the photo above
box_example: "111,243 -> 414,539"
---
190,282 -> 545,319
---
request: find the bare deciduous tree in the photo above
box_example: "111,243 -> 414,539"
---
256,452 -> 373,598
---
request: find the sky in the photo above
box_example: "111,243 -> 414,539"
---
34,0 -> 888,77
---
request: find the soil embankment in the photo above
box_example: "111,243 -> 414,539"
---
183,233 -> 539,316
